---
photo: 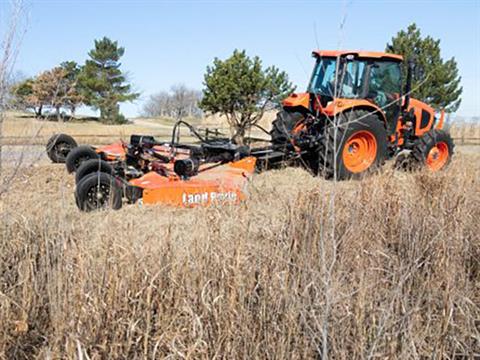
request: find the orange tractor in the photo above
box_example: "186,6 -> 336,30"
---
268,50 -> 454,179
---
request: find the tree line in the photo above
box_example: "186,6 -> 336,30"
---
142,84 -> 203,119
11,37 -> 138,124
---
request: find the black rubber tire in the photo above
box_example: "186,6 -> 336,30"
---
65,145 -> 99,173
270,110 -> 305,145
46,133 -> 78,163
316,110 -> 388,180
411,129 -> 454,171
75,172 -> 123,212
75,159 -> 114,185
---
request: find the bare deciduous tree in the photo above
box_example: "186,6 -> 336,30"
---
11,62 -> 83,120
0,0 -> 27,193
170,84 -> 203,119
2,69 -> 26,109
142,84 -> 202,120
142,91 -> 171,117
32,66 -> 82,121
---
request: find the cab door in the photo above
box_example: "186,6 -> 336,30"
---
367,60 -> 402,135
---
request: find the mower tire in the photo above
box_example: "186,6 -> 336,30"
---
75,158 -> 114,185
46,133 -> 78,163
317,110 -> 388,180
411,129 -> 454,171
75,172 -> 123,212
65,145 -> 99,173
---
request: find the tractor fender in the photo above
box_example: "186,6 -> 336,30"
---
323,99 -> 388,128
282,92 -> 310,111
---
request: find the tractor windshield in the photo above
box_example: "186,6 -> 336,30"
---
308,57 -> 368,99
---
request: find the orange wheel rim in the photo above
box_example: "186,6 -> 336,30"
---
426,142 -> 449,171
342,130 -> 377,173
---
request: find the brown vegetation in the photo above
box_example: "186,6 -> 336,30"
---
0,150 -> 479,358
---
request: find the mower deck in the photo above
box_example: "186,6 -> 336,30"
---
49,122 -> 269,211
130,157 -> 256,207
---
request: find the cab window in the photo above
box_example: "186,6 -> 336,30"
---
340,60 -> 367,98
368,61 -> 401,108
368,61 -> 402,129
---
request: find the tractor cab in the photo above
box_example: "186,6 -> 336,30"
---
309,52 -> 402,120
286,51 -> 404,134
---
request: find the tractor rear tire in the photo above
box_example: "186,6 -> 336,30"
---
46,133 -> 77,163
75,172 -> 123,212
316,110 -> 388,180
65,145 -> 99,173
75,158 -> 114,185
270,110 -> 305,146
411,129 -> 454,171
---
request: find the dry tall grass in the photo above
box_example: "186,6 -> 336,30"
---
0,153 -> 479,359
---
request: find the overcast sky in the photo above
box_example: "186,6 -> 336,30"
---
4,0 -> 480,118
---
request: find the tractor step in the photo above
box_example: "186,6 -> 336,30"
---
251,148 -> 289,169
253,150 -> 286,161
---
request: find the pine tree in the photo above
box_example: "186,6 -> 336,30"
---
200,49 -> 294,144
79,37 -> 138,124
386,23 -> 462,112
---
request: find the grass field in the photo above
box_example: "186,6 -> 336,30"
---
0,114 -> 479,358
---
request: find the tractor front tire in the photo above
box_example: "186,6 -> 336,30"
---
411,129 -> 454,171
65,145 -> 99,173
46,133 -> 78,163
317,110 -> 388,180
75,172 -> 123,212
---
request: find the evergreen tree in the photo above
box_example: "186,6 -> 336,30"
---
386,23 -> 462,112
79,37 -> 138,124
200,49 -> 294,144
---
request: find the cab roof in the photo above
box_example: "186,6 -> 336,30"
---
313,50 -> 403,62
